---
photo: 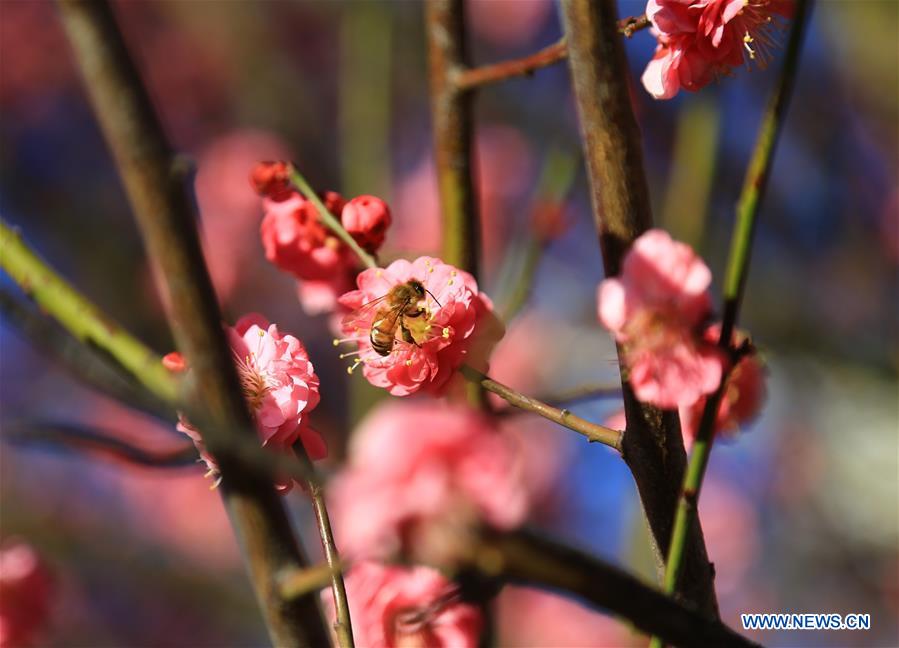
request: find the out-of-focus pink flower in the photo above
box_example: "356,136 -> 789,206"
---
323,561 -> 482,648
167,313 -> 325,490
468,0 -> 552,47
337,256 -> 501,397
342,196 -> 392,253
597,229 -> 724,409
641,0 -> 793,99
329,401 -> 527,561
699,478 -> 760,595
195,130 -> 292,301
0,540 -> 52,648
390,125 -> 535,274
496,587 -> 628,647
260,190 -> 353,282
249,161 -> 293,202
679,326 -> 767,449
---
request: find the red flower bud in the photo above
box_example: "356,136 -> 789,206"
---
249,161 -> 292,201
341,195 -> 392,253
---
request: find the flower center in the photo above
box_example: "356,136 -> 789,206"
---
235,352 -> 270,411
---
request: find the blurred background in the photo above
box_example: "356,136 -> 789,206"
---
1,0 -> 896,646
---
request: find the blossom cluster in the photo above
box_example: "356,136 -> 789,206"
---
597,229 -> 766,444
641,0 -> 793,99
252,161 -> 392,316
337,256 -> 502,396
165,313 -> 324,491
323,400 -> 533,646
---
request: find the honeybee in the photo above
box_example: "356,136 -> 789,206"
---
342,279 -> 441,359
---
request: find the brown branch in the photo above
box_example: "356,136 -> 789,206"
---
2,420 -> 198,468
453,15 -> 649,91
464,530 -> 756,648
455,39 -> 567,91
425,0 -> 480,277
54,1 -> 329,644
558,0 -> 718,616
461,367 -> 622,450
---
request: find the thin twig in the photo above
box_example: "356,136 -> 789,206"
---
2,421 -> 198,468
0,221 -> 178,406
0,287 -> 175,422
0,219 -> 318,485
453,15 -> 650,91
288,166 -> 378,270
559,0 -> 718,615
296,447 -> 355,648
460,366 -> 622,450
425,0 -> 480,277
496,383 -> 622,416
455,39 -> 567,91
656,2 -> 812,638
54,1 -> 329,644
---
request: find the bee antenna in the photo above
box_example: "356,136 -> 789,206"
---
425,289 -> 442,308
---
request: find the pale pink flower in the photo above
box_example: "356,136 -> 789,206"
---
195,130 -> 291,300
496,587 -> 628,647
328,400 -> 528,561
337,256 -> 501,397
259,190 -> 353,282
597,229 -> 724,409
323,561 -> 482,648
167,313 -> 325,490
679,325 -> 767,449
641,0 -> 794,99
0,540 -> 52,648
342,195 -> 392,253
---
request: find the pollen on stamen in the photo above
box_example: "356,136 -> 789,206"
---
442,327 -> 450,339
405,359 -> 413,367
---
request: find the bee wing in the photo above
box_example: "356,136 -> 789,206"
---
340,293 -> 393,332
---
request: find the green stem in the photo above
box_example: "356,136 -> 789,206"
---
0,220 -> 178,405
288,166 -> 378,270
652,6 -> 811,646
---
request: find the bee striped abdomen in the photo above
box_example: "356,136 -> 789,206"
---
370,310 -> 396,356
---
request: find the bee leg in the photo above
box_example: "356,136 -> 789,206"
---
405,307 -> 425,319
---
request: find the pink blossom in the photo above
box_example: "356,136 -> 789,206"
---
323,561 -> 482,648
679,325 -> 767,448
328,400 -> 528,561
167,313 -> 325,490
259,190 -> 353,282
641,0 -> 794,99
342,195 -> 392,253
597,229 -> 724,409
496,587 -> 627,647
337,256 -> 501,397
0,540 -> 52,648
195,130 -> 291,301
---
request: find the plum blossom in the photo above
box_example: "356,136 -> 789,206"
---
336,256 -> 501,397
260,190 -> 352,282
679,325 -> 767,448
328,401 -> 528,561
597,229 -> 724,409
0,540 -> 52,648
342,195 -> 392,253
322,561 -> 482,648
641,0 -> 794,99
166,313 -> 325,490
